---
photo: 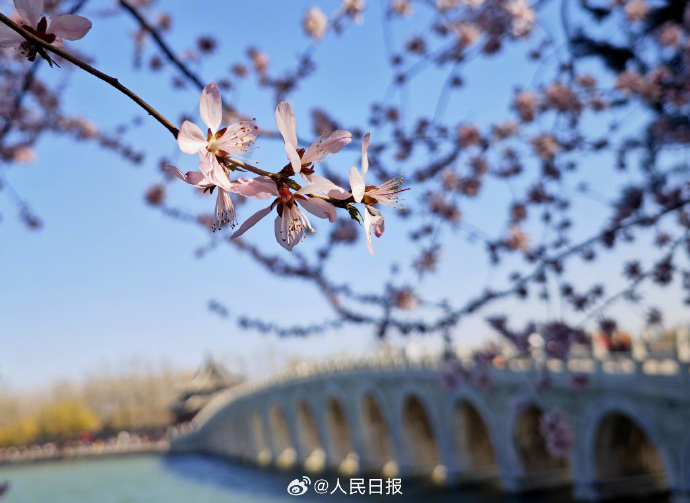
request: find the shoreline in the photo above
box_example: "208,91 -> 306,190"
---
0,440 -> 169,468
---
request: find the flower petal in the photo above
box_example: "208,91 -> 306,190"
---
231,205 -> 273,239
298,174 -> 350,200
199,83 -> 222,134
163,164 -> 211,187
363,207 -> 375,255
231,176 -> 278,199
207,156 -> 233,192
47,14 -> 91,41
299,198 -> 336,223
361,132 -> 370,179
367,206 -> 385,237
321,130 -> 352,153
197,153 -> 214,177
177,121 -> 207,154
274,214 -> 301,251
0,25 -> 25,47
300,136 -> 326,165
349,167 -> 365,203
285,142 -> 302,174
215,120 -> 259,153
15,0 -> 43,28
275,101 -> 298,149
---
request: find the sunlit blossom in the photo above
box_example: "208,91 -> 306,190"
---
177,83 -> 258,167
275,101 -> 352,178
0,0 -> 92,59
230,179 -> 337,251
164,155 -> 242,231
349,133 -> 408,209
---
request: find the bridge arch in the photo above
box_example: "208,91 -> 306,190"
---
233,415 -> 247,457
452,395 -> 498,478
579,400 -> 672,498
512,403 -> 570,476
325,395 -> 357,473
269,405 -> 296,468
295,398 -> 326,472
401,393 -> 440,475
250,410 -> 272,465
226,417 -> 240,457
358,392 -> 396,473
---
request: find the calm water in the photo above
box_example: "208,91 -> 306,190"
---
0,454 -> 574,503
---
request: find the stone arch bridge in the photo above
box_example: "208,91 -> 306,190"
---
170,353 -> 690,501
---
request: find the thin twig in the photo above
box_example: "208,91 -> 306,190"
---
117,0 -> 230,113
117,0 -> 289,140
0,12 -> 179,138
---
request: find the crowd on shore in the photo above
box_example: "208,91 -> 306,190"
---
0,430 -> 171,465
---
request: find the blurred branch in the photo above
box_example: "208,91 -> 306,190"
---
117,0 -> 228,112
117,0 -> 288,139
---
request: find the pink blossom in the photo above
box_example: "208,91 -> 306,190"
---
303,7 -> 328,40
164,155 -> 242,231
506,0 -> 535,38
513,91 -> 539,121
392,287 -> 418,311
458,124 -> 481,147
349,133 -> 407,209
11,145 -> 36,163
504,224 -> 530,251
452,22 -> 480,49
0,0 -> 92,58
658,23 -> 682,47
274,101 -> 352,176
436,0 -> 459,12
615,70 -> 645,94
362,206 -> 385,255
390,0 -> 414,17
230,180 -> 337,251
530,133 -> 559,160
539,409 -> 574,458
341,0 -> 365,24
625,0 -> 649,22
576,74 -> 597,88
492,121 -> 518,141
248,47 -> 269,79
544,82 -> 581,113
348,133 -> 408,254
177,83 -> 259,169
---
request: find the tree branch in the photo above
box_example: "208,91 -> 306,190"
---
0,13 -> 179,138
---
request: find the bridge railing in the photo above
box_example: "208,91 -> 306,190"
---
180,348 -> 690,437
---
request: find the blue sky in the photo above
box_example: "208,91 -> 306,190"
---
1,0 -> 687,391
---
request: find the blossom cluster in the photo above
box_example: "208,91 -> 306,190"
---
165,83 -> 408,254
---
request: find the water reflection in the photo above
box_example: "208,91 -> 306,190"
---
0,454 -> 582,503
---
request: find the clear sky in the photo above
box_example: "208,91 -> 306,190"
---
1,0 -> 687,391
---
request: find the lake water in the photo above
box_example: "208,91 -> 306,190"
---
0,454 -> 575,503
